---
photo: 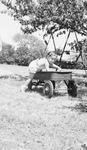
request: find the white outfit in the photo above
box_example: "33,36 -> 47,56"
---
21,58 -> 50,92
28,58 -> 50,74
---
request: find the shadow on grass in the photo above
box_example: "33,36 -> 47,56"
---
0,75 -> 67,98
71,103 -> 87,113
64,87 -> 87,113
30,86 -> 43,96
53,91 -> 67,97
14,74 -> 28,81
60,86 -> 87,113
64,102 -> 87,113
0,74 -> 28,81
28,85 -> 67,98
76,103 -> 87,112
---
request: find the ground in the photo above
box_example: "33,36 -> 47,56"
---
0,64 -> 87,150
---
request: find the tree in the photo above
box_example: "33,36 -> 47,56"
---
13,33 -> 46,66
13,33 -> 46,57
1,0 -> 87,36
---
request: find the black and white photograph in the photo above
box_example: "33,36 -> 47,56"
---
0,0 -> 87,149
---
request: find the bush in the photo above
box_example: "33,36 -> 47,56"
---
14,46 -> 43,66
1,43 -> 15,64
56,61 -> 84,69
0,52 -> 5,64
14,47 -> 29,66
13,33 -> 46,66
0,39 -> 46,66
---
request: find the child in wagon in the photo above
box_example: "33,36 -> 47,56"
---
21,51 -> 61,92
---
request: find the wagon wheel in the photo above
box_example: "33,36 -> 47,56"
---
52,81 -> 56,89
28,81 -> 32,90
67,80 -> 77,97
43,80 -> 54,98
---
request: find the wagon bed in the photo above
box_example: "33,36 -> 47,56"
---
33,70 -> 72,81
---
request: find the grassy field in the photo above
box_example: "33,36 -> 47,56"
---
0,64 -> 87,150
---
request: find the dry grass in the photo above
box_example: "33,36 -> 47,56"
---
0,64 -> 87,150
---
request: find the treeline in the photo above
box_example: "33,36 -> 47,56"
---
0,41 -> 84,69
0,34 -> 85,69
0,36 -> 46,66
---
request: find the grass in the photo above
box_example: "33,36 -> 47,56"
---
0,64 -> 87,150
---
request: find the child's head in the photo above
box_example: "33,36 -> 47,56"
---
46,51 -> 57,64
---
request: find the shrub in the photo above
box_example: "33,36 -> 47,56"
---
0,52 -> 5,64
1,43 -> 15,64
56,60 -> 84,69
14,46 -> 42,66
13,33 -> 46,66
14,46 -> 29,66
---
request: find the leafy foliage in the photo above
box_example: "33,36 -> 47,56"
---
1,0 -> 87,68
14,45 -> 44,66
1,42 -> 15,64
13,33 -> 46,66
1,0 -> 87,36
0,51 -> 5,64
14,46 -> 30,66
0,34 -> 46,66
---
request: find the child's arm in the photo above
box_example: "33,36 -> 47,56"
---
44,59 -> 50,71
45,64 -> 50,71
51,63 -> 61,71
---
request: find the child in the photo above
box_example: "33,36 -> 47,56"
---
21,51 -> 61,92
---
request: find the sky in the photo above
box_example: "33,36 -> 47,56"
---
0,13 -> 21,44
0,0 -> 39,46
0,2 -> 21,46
